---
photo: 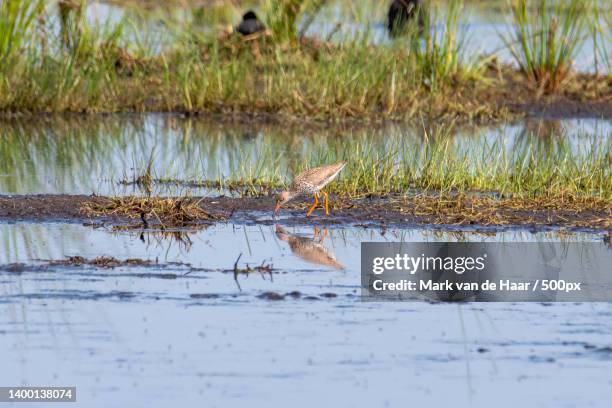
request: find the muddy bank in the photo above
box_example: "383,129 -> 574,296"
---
472,68 -> 612,121
1,70 -> 609,125
0,194 -> 609,231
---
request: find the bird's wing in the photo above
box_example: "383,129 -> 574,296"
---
294,162 -> 346,187
290,177 -> 315,192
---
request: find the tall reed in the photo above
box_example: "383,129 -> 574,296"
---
0,0 -> 44,68
502,0 -> 592,93
588,3 -> 610,74
404,0 -> 484,91
262,0 -> 328,41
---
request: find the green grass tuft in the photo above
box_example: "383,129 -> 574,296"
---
502,0 -> 592,93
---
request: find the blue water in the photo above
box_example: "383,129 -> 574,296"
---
1,223 -> 611,407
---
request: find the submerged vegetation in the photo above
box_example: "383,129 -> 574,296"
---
0,0 -> 608,122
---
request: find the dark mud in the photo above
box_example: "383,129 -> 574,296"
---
0,194 -> 610,231
48,256 -> 154,268
475,68 -> 612,120
0,256 -> 185,274
0,257 -> 343,303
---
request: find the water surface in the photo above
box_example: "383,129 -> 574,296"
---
1,222 -> 611,407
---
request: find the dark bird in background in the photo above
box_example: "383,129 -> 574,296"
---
387,0 -> 425,37
235,11 -> 266,36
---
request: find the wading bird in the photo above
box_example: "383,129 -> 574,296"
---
235,11 -> 266,36
387,0 -> 425,37
274,161 -> 347,217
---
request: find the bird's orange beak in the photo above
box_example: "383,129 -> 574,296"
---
274,202 -> 281,214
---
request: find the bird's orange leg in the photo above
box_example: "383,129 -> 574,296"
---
324,192 -> 329,216
306,193 -> 319,217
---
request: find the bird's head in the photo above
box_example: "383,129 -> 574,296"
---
274,191 -> 294,214
243,10 -> 258,21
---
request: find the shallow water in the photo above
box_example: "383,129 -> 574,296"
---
0,115 -> 609,196
1,222 -> 611,407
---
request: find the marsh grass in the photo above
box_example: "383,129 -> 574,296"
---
395,194 -> 611,229
82,196 -> 222,227
0,1 -> 606,120
502,0 -> 592,93
404,0 -> 487,91
2,3 -> 136,113
0,0 -> 497,120
263,0 -> 303,41
0,0 -> 44,66
2,116 -> 609,201
129,148 -> 156,196
588,4 -> 611,74
120,126 -> 611,201
303,131 -> 611,200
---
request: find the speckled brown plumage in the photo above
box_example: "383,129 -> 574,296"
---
274,161 -> 347,216
291,161 -> 347,195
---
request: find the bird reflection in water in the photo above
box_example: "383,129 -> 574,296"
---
275,225 -> 344,270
